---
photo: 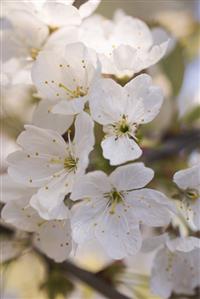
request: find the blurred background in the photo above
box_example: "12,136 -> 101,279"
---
1,0 -> 200,299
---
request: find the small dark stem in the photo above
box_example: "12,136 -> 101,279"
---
60,260 -> 131,299
73,0 -> 88,9
143,129 -> 200,163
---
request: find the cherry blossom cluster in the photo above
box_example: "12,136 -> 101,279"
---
1,1 -> 200,298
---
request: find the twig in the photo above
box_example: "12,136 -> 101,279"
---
143,129 -> 200,163
60,260 -> 131,299
73,0 -> 88,9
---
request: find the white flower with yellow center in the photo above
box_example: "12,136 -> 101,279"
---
71,163 -> 174,259
173,165 -> 200,230
150,236 -> 200,298
2,9 -> 79,69
1,175 -> 72,262
7,112 -> 94,218
89,74 -> 163,165
32,42 -> 99,115
80,12 -> 170,76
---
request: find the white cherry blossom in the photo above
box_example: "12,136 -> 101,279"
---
32,42 -> 99,115
71,163 -> 174,259
80,12 -> 169,76
151,236 -> 200,298
2,10 -> 79,70
89,74 -> 163,165
1,175 -> 72,262
7,112 -> 94,218
173,165 -> 200,230
2,10 -> 49,63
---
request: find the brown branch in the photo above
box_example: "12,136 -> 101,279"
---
143,129 -> 200,163
59,260 -> 131,299
73,0 -> 88,9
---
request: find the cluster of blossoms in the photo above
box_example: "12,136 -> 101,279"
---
1,1 -> 200,298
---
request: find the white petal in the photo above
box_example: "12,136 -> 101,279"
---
167,237 -> 200,252
125,189 -> 173,226
7,151 -> 62,187
1,174 -> 35,203
113,45 -> 139,74
101,135 -> 142,165
32,99 -> 73,134
173,165 -> 200,191
172,249 -> 200,295
89,78 -> 124,125
2,200 -> 42,232
30,194 -> 69,220
35,170 -> 72,214
7,10 -> 49,52
151,248 -> 173,298
72,199 -> 107,244
17,125 -> 67,157
140,35 -> 169,70
74,112 -> 95,159
192,199 -> 200,230
79,0 -> 101,19
113,16 -> 153,49
124,74 -> 164,124
63,42 -> 97,87
40,3 -> 81,27
44,26 -> 79,54
109,162 -> 154,190
95,210 -> 142,259
51,98 -> 85,115
142,234 -> 169,253
34,219 -> 72,262
71,171 -> 111,200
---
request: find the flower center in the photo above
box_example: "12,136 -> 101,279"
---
64,156 -> 78,172
48,25 -> 59,34
58,83 -> 88,100
116,115 -> 131,135
30,48 -> 40,60
105,188 -> 124,215
111,115 -> 138,139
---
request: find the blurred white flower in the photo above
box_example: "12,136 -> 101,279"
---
2,10 -> 79,73
3,0 -> 101,27
7,112 -> 94,218
2,10 -> 49,63
1,175 -> 72,262
71,163 -> 174,259
32,42 -> 99,115
177,57 -> 200,117
150,236 -> 200,298
89,74 -> 163,165
188,150 -> 200,167
173,165 -> 200,230
79,12 -> 170,76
